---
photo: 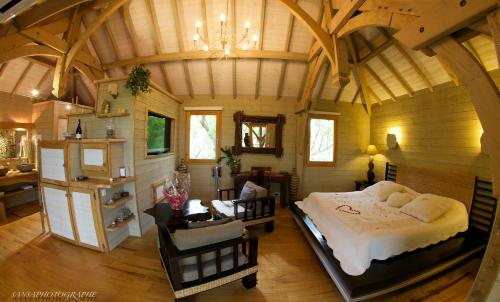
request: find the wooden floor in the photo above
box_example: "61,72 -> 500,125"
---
0,208 -> 479,302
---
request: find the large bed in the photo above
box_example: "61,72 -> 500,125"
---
291,163 -> 497,301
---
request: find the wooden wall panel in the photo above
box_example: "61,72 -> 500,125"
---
0,92 -> 33,123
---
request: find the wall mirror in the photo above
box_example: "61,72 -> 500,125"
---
233,111 -> 285,158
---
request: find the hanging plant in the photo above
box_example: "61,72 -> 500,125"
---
125,65 -> 152,96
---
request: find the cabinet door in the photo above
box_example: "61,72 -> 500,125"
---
80,143 -> 109,177
43,184 -> 75,241
69,188 -> 103,250
40,144 -> 68,185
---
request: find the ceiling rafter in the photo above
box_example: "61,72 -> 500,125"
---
328,0 -> 367,34
145,0 -> 173,93
317,64 -> 330,101
171,0 -> 194,99
333,87 -> 342,103
102,14 -> 128,75
200,0 -> 215,99
81,20 -> 109,78
436,55 -> 460,86
121,4 -> 140,56
11,62 -> 33,96
276,0 -> 296,100
464,40 -> 485,66
255,0 -> 266,100
346,35 -> 370,114
76,74 -> 96,104
0,63 -> 9,78
350,87 -> 360,105
35,68 -> 52,94
363,63 -> 396,102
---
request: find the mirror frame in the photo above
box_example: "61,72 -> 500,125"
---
233,111 -> 285,158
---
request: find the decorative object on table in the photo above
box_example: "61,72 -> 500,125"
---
63,131 -> 73,140
0,166 -> 8,177
106,119 -> 114,138
244,133 -> 250,147
17,163 -> 34,172
217,146 -> 241,175
163,171 -> 190,212
107,83 -> 119,98
120,191 -> 129,198
176,158 -> 188,174
121,207 -> 132,219
119,166 -> 127,178
125,65 -> 151,96
118,108 -> 128,115
112,192 -> 122,200
75,119 -> 82,140
289,168 -> 299,201
366,145 -> 379,183
387,134 -> 398,149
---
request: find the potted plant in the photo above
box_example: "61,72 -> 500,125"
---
125,65 -> 152,96
217,147 -> 241,175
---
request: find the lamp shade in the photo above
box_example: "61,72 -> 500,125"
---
366,145 -> 378,155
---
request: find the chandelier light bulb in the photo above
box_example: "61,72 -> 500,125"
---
244,21 -> 251,29
193,33 -> 200,41
31,89 -> 39,97
252,34 -> 258,42
203,44 -> 209,51
195,21 -> 202,29
219,14 -> 226,22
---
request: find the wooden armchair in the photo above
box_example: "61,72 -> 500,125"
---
214,187 -> 275,232
157,221 -> 258,302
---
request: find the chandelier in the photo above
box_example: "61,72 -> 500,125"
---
192,0 -> 259,56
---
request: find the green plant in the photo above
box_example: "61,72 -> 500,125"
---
125,65 -> 151,96
217,146 -> 240,167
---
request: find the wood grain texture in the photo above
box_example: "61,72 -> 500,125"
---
0,209 -> 479,302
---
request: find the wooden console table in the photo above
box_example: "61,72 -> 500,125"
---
0,171 -> 39,224
233,171 -> 290,208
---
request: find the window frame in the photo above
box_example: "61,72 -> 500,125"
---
145,109 -> 175,159
305,114 -> 338,167
185,110 -> 221,164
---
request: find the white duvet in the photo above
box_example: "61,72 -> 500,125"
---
296,191 -> 468,276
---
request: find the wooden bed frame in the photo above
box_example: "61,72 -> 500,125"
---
291,163 -> 498,301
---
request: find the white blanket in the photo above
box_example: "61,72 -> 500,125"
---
296,191 -> 468,276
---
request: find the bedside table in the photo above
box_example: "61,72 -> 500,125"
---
355,180 -> 375,191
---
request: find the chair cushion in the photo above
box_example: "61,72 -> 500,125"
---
239,183 -> 257,200
240,181 -> 267,200
188,218 -> 232,229
212,200 -> 271,219
172,220 -> 244,251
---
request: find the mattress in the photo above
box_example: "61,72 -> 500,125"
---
296,191 -> 468,276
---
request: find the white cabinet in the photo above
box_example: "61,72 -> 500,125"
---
69,188 -> 104,250
40,142 -> 68,185
43,184 -> 74,241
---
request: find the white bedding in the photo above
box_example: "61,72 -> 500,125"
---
296,191 -> 468,276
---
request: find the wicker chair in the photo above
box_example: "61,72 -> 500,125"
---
156,220 -> 258,302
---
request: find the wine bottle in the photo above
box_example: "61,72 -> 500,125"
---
75,119 -> 82,140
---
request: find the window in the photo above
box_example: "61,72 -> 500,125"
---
185,111 -> 221,163
147,111 -> 173,157
305,114 -> 337,166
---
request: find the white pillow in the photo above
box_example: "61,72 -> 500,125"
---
242,181 -> 268,198
363,181 -> 404,202
400,194 -> 454,223
401,186 -> 420,199
387,192 -> 414,208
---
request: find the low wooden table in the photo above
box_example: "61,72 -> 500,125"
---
144,199 -> 212,232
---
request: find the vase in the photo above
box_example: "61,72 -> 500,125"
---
244,133 -> 250,147
177,158 -> 188,174
231,162 -> 241,175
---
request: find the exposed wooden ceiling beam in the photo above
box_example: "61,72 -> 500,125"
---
487,10 -> 500,68
436,55 -> 460,86
277,1 -> 296,100
11,62 -> 33,96
464,40 -> 485,67
255,0 -> 266,100
317,64 -> 330,100
35,68 -> 52,93
350,87 -> 360,105
366,85 -> 382,105
76,74 -> 95,104
200,0 -> 215,99
0,62 -> 8,78
333,87 -> 342,103
363,63 -> 396,102
13,0 -> 92,30
328,0 -> 367,34
358,37 -> 394,64
347,35 -> 370,114
102,16 -> 128,75
394,0 -> 497,50
376,29 -> 434,92
171,0 -> 194,99
121,4 -> 140,56
298,64 -> 309,100
145,0 -> 172,93
81,20 -> 109,78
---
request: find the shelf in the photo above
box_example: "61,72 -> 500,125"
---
96,111 -> 129,118
102,195 -> 133,209
70,176 -> 135,189
106,214 -> 135,232
64,138 -> 127,143
0,187 -> 37,199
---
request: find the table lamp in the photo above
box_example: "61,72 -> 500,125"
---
366,145 -> 378,183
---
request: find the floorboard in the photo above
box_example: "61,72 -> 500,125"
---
0,208 -> 478,301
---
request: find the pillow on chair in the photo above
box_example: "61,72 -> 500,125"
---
239,183 -> 257,200
172,220 -> 244,250
240,181 -> 268,199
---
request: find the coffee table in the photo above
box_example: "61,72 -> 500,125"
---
144,199 -> 212,232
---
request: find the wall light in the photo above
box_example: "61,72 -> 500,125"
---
387,127 -> 400,149
66,103 -> 72,110
31,89 -> 39,97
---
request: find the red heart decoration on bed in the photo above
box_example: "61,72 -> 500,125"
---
336,204 -> 360,215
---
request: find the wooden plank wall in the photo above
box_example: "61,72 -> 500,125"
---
296,102 -> 370,197
370,71 -> 498,182
177,96 -> 297,202
0,91 -> 33,123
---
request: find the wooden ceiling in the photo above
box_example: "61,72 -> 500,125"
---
0,0 -> 497,109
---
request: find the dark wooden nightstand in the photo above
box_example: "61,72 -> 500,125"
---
355,180 -> 375,191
